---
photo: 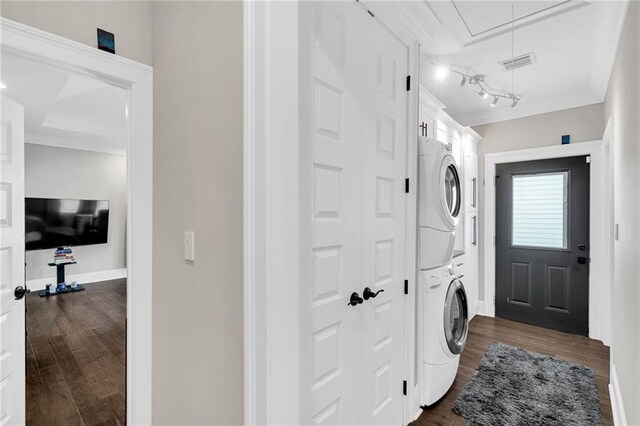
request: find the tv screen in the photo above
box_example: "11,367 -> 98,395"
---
25,198 -> 109,251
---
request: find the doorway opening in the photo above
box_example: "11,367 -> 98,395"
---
495,156 -> 590,335
0,18 -> 152,425
483,141 -> 611,344
3,50 -> 129,423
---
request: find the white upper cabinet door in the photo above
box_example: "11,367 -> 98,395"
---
0,95 -> 26,425
450,132 -> 462,169
359,12 -> 408,426
418,106 -> 435,139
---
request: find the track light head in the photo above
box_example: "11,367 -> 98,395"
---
479,88 -> 488,99
511,98 -> 518,108
491,96 -> 499,107
460,75 -> 467,87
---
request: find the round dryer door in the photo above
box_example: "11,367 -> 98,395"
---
443,279 -> 468,355
439,155 -> 461,227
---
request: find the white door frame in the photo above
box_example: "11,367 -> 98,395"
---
1,18 -> 153,424
243,2 -> 420,424
483,140 -> 612,345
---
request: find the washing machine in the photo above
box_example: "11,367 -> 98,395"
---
418,136 -> 462,270
420,265 -> 469,406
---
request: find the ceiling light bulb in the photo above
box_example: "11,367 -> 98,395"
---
491,96 -> 499,107
435,66 -> 449,81
479,89 -> 488,99
0,82 -> 6,89
460,76 -> 467,87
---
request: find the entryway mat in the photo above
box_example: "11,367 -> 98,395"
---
453,341 -> 602,426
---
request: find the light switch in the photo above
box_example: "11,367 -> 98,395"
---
184,231 -> 195,261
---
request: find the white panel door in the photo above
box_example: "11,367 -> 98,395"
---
300,2 -> 408,425
300,3 -> 365,424
0,96 -> 26,425
359,15 -> 408,426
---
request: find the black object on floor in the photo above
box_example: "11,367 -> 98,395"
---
453,341 -> 602,426
36,284 -> 86,297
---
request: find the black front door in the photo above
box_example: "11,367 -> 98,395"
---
496,156 -> 590,335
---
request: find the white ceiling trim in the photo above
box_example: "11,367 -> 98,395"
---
455,90 -> 602,127
26,132 -> 126,156
591,0 -> 629,99
437,0 -> 591,48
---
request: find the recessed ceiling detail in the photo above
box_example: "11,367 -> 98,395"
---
1,52 -> 127,150
453,1 -> 576,38
410,0 -> 628,126
433,0 -> 590,47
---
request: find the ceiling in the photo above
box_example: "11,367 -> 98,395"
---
388,0 -> 629,126
1,51 -> 127,153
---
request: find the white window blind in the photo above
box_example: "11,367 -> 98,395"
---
512,172 -> 567,249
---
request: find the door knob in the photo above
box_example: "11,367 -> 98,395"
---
14,286 -> 31,300
347,292 -> 364,306
578,257 -> 588,264
363,287 -> 384,300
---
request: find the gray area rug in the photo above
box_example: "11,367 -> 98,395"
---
453,342 -> 602,426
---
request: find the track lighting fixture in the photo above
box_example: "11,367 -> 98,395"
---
439,67 -> 521,108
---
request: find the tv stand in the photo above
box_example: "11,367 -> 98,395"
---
47,261 -> 77,284
36,260 -> 85,297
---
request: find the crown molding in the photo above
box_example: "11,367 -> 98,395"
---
26,132 -> 126,156
452,90 -> 603,127
0,17 -> 152,74
592,0 -> 630,99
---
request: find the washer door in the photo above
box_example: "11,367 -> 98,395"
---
439,154 -> 461,227
443,279 -> 468,355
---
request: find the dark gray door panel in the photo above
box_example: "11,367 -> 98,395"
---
496,156 -> 590,335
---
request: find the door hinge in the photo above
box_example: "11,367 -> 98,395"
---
586,156 -> 591,163
402,380 -> 407,396
406,75 -> 411,92
494,175 -> 499,185
404,279 -> 408,295
405,178 -> 410,193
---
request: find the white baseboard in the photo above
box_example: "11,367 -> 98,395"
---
610,364 -> 628,426
27,268 -> 127,291
475,301 -> 485,317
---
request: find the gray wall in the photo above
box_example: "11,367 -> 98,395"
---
25,144 -> 127,281
151,2 -> 243,424
473,104 -> 605,300
603,1 -> 640,423
0,1 -> 152,66
3,3 -> 244,423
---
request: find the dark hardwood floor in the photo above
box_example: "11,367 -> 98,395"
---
411,315 -> 612,426
26,278 -> 126,426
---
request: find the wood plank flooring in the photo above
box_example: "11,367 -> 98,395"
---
411,315 -> 612,426
26,279 -> 126,426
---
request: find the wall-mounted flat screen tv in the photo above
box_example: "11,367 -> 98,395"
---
25,198 -> 110,251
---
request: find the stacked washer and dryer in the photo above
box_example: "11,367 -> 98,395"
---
418,135 -> 469,407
